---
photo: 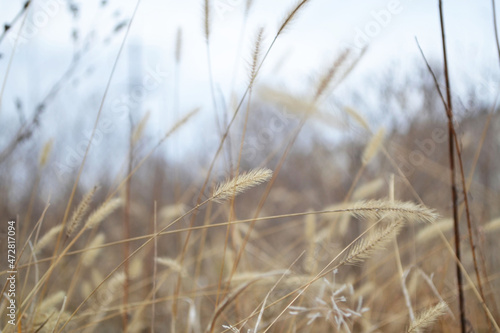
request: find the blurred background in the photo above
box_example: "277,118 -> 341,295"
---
0,0 -> 500,331
0,0 -> 498,186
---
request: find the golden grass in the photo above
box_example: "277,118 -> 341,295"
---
67,186 -> 99,237
407,301 -> 448,332
212,168 -> 273,203
1,1 -> 499,333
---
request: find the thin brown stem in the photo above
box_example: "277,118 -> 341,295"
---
172,18 -> 282,322
438,1 -> 465,331
28,0 -> 142,327
417,31 -> 490,330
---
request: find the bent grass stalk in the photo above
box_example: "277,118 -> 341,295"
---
10,201 -> 439,273
229,202 -> 433,332
418,7 -> 490,328
58,168 -> 273,331
213,27 -> 265,311
3,2 -> 500,333
36,2 -> 143,321
222,48 -> 356,313
173,0 -> 318,321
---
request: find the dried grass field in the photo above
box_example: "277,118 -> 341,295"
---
0,0 -> 500,332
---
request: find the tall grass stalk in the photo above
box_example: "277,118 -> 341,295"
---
438,2 -> 465,330
40,1 -> 143,316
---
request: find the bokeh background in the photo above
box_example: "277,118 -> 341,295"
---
0,0 -> 500,332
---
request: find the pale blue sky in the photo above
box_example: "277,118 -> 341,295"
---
0,0 -> 499,185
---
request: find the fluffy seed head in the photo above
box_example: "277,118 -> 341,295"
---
212,168 -> 273,203
82,233 -> 106,266
39,139 -> 53,167
67,185 -> 99,237
249,27 -> 264,86
203,0 -> 210,42
407,302 -> 448,332
353,178 -> 384,200
277,0 -> 311,36
85,198 -> 123,229
341,220 -> 404,266
484,217 -> 500,232
314,49 -> 351,101
344,106 -> 369,130
35,225 -> 63,254
132,111 -> 150,145
350,200 -> 438,224
156,257 -> 186,275
38,290 -> 66,310
416,218 -> 453,243
362,128 -> 385,165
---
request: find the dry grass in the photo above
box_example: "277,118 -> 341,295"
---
212,168 -> 273,203
0,1 -> 499,333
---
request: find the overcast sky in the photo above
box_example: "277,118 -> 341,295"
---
0,0 -> 499,184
